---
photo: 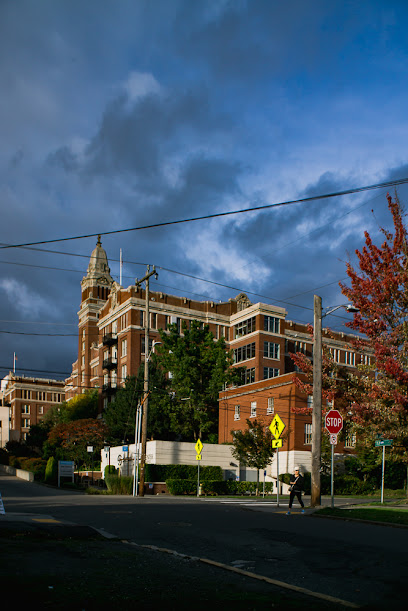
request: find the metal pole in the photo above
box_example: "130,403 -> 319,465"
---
137,265 -> 157,497
331,443 -> 334,509
276,447 -> 280,507
381,445 -> 385,504
197,461 -> 200,497
133,405 -> 141,496
312,295 -> 322,507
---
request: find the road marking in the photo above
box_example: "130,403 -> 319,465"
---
124,541 -> 360,608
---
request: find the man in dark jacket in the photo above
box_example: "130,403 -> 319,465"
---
286,468 -> 305,515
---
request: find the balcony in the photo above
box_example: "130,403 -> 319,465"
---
102,333 -> 118,347
103,358 -> 117,370
102,383 -> 117,395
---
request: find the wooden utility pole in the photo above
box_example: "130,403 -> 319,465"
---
135,265 -> 157,497
311,294 -> 322,507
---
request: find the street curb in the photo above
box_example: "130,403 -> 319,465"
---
310,512 -> 408,529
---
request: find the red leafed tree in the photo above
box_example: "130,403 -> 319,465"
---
339,193 -> 408,456
46,418 -> 107,469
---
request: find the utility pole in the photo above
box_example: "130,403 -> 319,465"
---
311,294 -> 322,507
135,265 -> 157,497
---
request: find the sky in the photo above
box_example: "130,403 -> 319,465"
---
1,0 -> 408,382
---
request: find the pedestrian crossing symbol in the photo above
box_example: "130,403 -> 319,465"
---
269,414 -> 285,440
195,439 -> 203,455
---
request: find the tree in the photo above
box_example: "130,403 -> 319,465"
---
44,418 -> 107,469
44,390 -> 98,426
230,419 -> 275,495
339,192 -> 408,462
156,321 -> 241,442
103,362 -> 173,445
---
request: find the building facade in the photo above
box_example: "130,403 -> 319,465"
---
65,237 -> 367,472
0,373 -> 65,444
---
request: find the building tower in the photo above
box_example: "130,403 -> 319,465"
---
78,236 -> 114,393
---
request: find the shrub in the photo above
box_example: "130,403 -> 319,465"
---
0,448 -> 9,465
104,465 -> 117,477
44,457 -> 58,486
166,479 -> 197,495
105,475 -> 133,494
19,457 -> 47,480
146,464 -> 223,482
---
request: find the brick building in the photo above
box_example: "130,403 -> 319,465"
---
65,237 -> 367,473
0,373 -> 65,445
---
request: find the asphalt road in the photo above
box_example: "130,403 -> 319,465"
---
1,474 -> 407,608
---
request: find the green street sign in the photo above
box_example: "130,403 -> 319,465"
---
375,439 -> 393,447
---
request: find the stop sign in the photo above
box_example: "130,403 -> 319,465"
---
325,410 -> 343,435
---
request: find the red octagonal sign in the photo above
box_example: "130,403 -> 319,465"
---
325,409 -> 343,435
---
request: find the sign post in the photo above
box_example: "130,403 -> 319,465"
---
325,410 -> 343,508
375,438 -> 393,503
195,439 -> 203,496
269,414 -> 285,507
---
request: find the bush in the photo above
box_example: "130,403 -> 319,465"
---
165,479 -> 274,496
145,464 -> 223,482
105,475 -> 133,494
166,479 -> 197,495
104,465 -> 117,477
19,457 -> 47,481
0,448 -> 9,465
44,457 -> 58,486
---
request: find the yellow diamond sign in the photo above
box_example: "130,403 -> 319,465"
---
269,414 -> 285,440
195,439 -> 203,455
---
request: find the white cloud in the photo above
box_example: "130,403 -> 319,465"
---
0,278 -> 52,318
124,71 -> 161,102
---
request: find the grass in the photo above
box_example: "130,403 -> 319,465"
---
316,504 -> 408,526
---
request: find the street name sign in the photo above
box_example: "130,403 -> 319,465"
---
375,439 -> 393,447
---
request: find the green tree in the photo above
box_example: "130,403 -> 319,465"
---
155,321 -> 240,442
44,418 -> 107,469
44,390 -> 98,426
230,419 -> 275,495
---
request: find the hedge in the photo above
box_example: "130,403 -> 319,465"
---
105,475 -> 133,494
166,479 -> 274,496
145,464 -> 223,482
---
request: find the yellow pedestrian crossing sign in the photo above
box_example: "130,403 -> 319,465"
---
195,439 -> 203,455
272,439 -> 283,449
269,414 -> 285,440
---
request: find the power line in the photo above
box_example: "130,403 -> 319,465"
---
2,176 -> 407,250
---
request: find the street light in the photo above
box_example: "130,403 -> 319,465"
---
311,296 -> 359,507
137,341 -> 162,497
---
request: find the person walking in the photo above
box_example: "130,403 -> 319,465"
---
286,467 -> 305,514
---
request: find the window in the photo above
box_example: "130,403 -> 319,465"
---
263,367 -> 279,379
234,316 -> 256,338
140,310 -> 145,327
81,356 -> 85,367
307,395 -> 313,409
330,348 -> 341,363
23,389 -> 31,400
304,424 -> 312,444
151,313 -> 157,329
294,341 -> 307,354
234,405 -> 240,421
345,351 -> 355,366
22,404 -> 30,414
264,342 -> 280,360
345,432 -> 356,448
267,397 -> 274,415
38,406 -> 44,415
264,316 -> 280,333
121,364 -> 127,384
37,391 -> 46,401
360,354 -> 371,365
234,342 -> 256,363
250,402 -> 257,418
22,418 -> 30,429
122,339 -> 127,357
82,341 -> 85,352
240,367 -> 255,385
141,336 -> 154,355
218,325 -> 226,339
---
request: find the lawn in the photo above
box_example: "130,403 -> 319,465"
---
316,504 -> 408,526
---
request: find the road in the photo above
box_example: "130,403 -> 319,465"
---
1,474 -> 407,608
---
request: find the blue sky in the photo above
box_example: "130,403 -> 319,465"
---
1,0 -> 408,380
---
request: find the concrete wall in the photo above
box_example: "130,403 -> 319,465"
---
0,464 -> 34,482
101,439 -> 275,482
